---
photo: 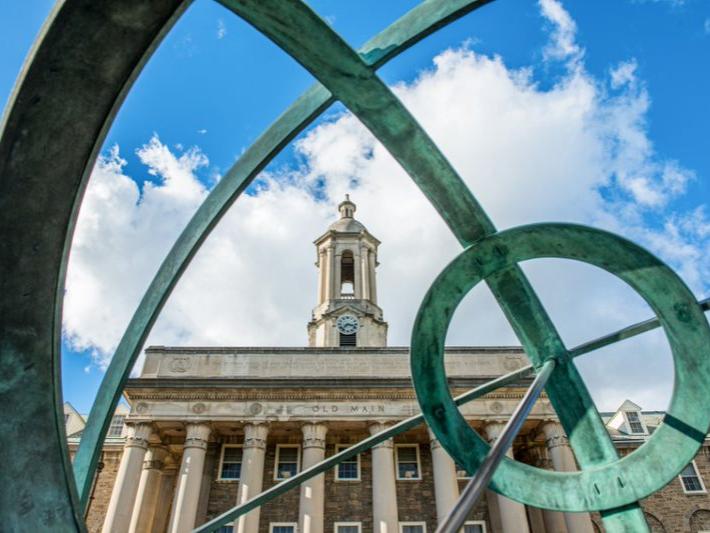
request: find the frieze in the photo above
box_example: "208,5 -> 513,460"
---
125,390 -> 536,402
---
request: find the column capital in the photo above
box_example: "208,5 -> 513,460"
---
243,422 -> 269,450
539,420 -> 569,449
427,427 -> 442,449
143,444 -> 168,471
183,422 -> 211,451
301,422 -> 328,449
125,422 -> 153,449
481,421 -> 507,444
369,421 -> 393,449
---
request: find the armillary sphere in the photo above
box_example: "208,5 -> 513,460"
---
0,1 -> 708,532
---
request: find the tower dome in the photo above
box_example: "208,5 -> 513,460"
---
308,195 -> 387,348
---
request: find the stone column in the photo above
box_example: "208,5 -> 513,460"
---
153,456 -> 178,533
299,423 -> 328,533
129,443 -> 168,533
361,246 -> 370,301
527,445 -> 568,533
102,422 -> 153,533
236,423 -> 269,533
540,422 -> 594,533
334,251 -> 342,298
324,246 -> 334,300
481,422 -> 531,533
168,423 -> 211,533
353,248 -> 362,298
317,248 -> 326,304
368,250 -> 378,304
369,422 -> 398,533
428,429 -> 459,524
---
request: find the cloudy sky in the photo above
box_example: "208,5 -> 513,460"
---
2,0 -> 708,413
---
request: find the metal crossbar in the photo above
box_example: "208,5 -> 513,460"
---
195,365 -> 534,533
436,360 -> 556,533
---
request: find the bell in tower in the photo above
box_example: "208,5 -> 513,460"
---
308,195 -> 388,347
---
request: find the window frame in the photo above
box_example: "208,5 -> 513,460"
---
107,414 -> 126,437
216,523 -> 234,533
274,444 -> 301,481
270,522 -> 297,533
395,444 -> 422,480
399,522 -> 427,533
462,521 -> 487,533
678,460 -> 707,494
334,522 -> 362,533
217,444 -> 243,481
623,410 -> 647,435
335,444 -> 361,481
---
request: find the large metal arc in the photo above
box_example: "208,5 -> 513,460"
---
0,0 -> 190,530
220,1 -> 647,530
72,0 -> 497,508
412,223 -> 710,511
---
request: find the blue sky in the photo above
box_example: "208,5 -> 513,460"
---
2,0 -> 708,413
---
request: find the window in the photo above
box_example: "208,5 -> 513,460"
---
679,461 -> 706,493
339,333 -> 356,347
395,444 -> 421,480
335,522 -> 361,533
625,411 -> 645,434
107,415 -> 125,437
340,251 -> 354,296
270,523 -> 296,533
399,522 -> 426,533
219,445 -> 243,480
462,522 -> 486,533
335,444 -> 360,480
275,445 -> 300,480
216,525 -> 234,533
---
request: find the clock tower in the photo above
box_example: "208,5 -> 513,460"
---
308,195 -> 388,347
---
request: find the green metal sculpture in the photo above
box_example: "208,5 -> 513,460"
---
0,1 -> 708,532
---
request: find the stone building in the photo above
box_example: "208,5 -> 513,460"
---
67,197 -> 710,533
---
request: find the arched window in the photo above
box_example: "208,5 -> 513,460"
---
340,250 -> 354,297
644,512 -> 666,533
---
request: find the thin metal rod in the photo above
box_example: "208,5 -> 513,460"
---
436,359 -> 557,533
193,364 -> 533,533
569,297 -> 709,359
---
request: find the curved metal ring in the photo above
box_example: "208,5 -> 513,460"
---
411,223 -> 710,512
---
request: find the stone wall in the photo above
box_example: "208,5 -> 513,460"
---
85,449 -> 122,533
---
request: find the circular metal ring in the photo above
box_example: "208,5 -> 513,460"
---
411,223 -> 710,512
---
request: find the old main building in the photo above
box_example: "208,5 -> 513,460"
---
66,197 -> 710,533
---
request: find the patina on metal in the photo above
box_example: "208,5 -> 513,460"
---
412,223 -> 710,512
0,0 -> 708,532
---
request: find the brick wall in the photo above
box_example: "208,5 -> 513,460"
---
85,449 -> 122,533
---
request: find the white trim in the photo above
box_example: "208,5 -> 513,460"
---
270,523 -> 297,533
217,444 -> 243,481
395,444 -> 422,480
399,522 -> 426,533
334,522 -> 362,533
462,521 -> 487,533
335,444 -> 361,481
274,444 -> 301,480
678,460 -> 707,494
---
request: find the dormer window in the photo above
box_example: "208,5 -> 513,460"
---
625,411 -> 645,434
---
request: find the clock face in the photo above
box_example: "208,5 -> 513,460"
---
336,314 -> 360,335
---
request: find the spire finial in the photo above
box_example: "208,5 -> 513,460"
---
338,194 -> 356,219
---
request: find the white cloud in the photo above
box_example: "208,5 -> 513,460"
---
539,0 -> 584,66
216,19 -> 227,39
64,1 -> 707,411
705,18 -> 710,34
